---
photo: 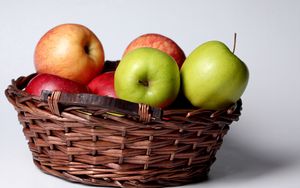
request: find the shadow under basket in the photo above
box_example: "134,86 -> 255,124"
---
5,61 -> 242,188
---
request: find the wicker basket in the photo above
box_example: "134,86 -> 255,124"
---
5,61 -> 242,187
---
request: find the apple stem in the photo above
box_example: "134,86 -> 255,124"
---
232,33 -> 237,54
139,80 -> 149,87
84,45 -> 90,54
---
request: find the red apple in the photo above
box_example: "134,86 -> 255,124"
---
122,33 -> 185,68
25,73 -> 90,96
88,71 -> 116,98
34,23 -> 105,84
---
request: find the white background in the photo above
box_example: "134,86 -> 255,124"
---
1,0 -> 300,187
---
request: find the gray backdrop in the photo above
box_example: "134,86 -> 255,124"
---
1,0 -> 299,187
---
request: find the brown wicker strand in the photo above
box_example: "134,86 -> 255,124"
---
48,91 -> 62,116
138,104 -> 151,123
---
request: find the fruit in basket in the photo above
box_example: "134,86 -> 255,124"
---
88,71 -> 116,98
181,41 -> 249,110
34,23 -> 105,84
25,73 -> 90,96
123,33 -> 185,68
115,47 -> 180,108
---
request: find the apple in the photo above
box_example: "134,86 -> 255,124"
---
122,33 -> 186,68
181,41 -> 249,110
88,71 -> 116,98
115,47 -> 180,108
25,73 -> 90,96
34,23 -> 105,84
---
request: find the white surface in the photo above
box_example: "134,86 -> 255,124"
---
1,0 -> 300,187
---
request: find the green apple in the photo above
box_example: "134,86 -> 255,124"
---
115,47 -> 180,108
181,41 -> 249,110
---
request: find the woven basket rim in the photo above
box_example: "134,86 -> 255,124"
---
6,71 -> 242,125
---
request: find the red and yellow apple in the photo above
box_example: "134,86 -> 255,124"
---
25,73 -> 90,96
123,33 -> 185,68
88,71 -> 116,98
34,23 -> 105,84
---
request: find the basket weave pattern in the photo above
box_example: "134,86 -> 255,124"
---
5,71 -> 242,187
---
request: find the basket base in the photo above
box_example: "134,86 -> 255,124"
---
33,159 -> 210,188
